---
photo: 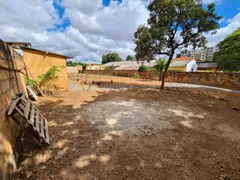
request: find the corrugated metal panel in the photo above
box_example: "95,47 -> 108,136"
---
197,63 -> 218,68
114,65 -> 140,71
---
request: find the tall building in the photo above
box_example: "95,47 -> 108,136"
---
186,47 -> 216,62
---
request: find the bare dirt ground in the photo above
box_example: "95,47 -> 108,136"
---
13,75 -> 240,180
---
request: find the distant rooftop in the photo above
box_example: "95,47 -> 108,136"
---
102,61 -> 140,67
114,65 -> 140,71
173,56 -> 193,61
5,41 -> 32,48
170,60 -> 191,67
197,62 -> 218,68
21,46 -> 72,59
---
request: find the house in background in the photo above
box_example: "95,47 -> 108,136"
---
6,42 -> 71,90
102,61 -> 140,70
168,55 -> 194,71
86,64 -> 103,70
169,61 -> 192,71
197,62 -> 218,71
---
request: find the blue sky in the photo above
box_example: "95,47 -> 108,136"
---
0,0 -> 240,63
53,0 -> 240,30
215,0 -> 240,27
102,0 -> 122,6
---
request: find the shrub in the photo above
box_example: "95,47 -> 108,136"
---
138,65 -> 149,72
25,77 -> 36,87
132,73 -> 140,79
38,66 -> 63,87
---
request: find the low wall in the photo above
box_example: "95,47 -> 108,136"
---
82,70 -> 240,90
0,40 -> 27,178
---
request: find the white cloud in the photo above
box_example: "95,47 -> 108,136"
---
201,0 -> 223,4
0,0 -> 238,63
206,13 -> 240,46
0,0 -> 149,63
219,18 -> 225,23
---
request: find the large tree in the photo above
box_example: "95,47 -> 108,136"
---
213,28 -> 240,72
126,55 -> 134,61
134,0 -> 221,89
102,53 -> 122,64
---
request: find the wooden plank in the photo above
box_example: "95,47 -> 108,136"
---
35,109 -> 40,132
44,118 -> 50,144
24,100 -> 31,119
7,97 -> 21,115
7,94 -> 50,146
26,86 -> 38,101
40,114 -> 45,138
29,104 -> 35,126
15,106 -> 24,117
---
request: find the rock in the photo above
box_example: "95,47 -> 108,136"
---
220,174 -> 229,180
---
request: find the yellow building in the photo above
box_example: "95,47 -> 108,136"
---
168,56 -> 194,71
86,64 -> 103,70
21,47 -> 71,90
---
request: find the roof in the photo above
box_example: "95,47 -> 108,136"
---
102,61 -> 139,67
173,56 -> 193,61
114,65 -> 140,71
197,62 -> 218,68
5,41 -> 32,47
86,64 -> 102,66
21,46 -> 72,59
170,60 -> 190,67
102,60 -> 157,67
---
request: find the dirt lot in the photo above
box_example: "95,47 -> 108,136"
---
13,75 -> 240,180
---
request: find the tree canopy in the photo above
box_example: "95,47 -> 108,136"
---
213,28 -> 240,72
126,55 -> 134,61
67,61 -> 87,69
102,53 -> 122,64
134,0 -> 221,89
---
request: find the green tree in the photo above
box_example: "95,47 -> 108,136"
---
126,55 -> 134,61
66,61 -> 87,69
102,53 -> 122,64
213,28 -> 240,72
138,65 -> 149,72
134,0 -> 221,89
154,58 -> 168,81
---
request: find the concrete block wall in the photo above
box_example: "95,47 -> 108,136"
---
82,70 -> 240,90
0,40 -> 27,179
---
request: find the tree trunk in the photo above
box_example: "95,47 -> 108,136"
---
159,67 -> 163,81
160,53 -> 174,89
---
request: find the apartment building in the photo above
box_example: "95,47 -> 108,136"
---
187,47 -> 216,62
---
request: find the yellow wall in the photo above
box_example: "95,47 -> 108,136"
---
22,49 -> 68,90
168,66 -> 186,71
86,65 -> 103,70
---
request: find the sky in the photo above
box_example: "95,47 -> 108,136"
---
0,0 -> 239,63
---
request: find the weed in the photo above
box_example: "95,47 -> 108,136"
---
132,73 -> 140,79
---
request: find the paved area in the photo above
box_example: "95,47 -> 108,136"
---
168,83 -> 240,94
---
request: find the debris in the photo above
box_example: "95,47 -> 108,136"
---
8,94 -> 50,147
42,85 -> 60,96
96,81 -> 101,86
26,86 -> 38,101
218,97 -> 227,101
232,107 -> 240,111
